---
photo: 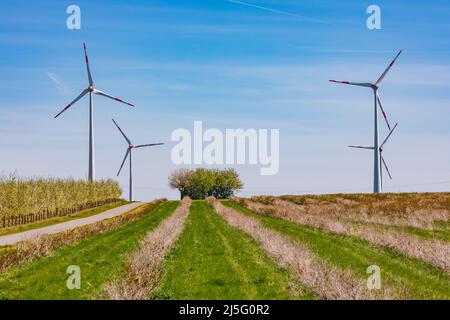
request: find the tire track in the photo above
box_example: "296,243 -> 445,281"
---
204,204 -> 257,299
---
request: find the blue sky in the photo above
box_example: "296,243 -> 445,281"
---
1,0 -> 450,200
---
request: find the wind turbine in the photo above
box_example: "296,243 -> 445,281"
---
112,119 -> 164,201
348,123 -> 398,192
54,42 -> 135,181
329,50 -> 402,193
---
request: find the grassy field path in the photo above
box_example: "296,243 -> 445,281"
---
153,201 -> 310,300
362,222 -> 450,243
0,202 -> 143,246
0,201 -> 179,300
224,201 -> 450,299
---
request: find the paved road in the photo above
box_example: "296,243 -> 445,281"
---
0,202 -> 144,246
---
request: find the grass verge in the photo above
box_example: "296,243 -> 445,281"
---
224,201 -> 450,300
352,221 -> 450,243
0,200 -> 128,237
0,201 -> 179,300
153,201 -> 312,300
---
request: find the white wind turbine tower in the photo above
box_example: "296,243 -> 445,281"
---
112,119 -> 164,201
54,42 -> 135,181
329,50 -> 402,193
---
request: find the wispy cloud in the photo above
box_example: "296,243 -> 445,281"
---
167,84 -> 195,92
46,71 -> 70,97
227,0 -> 329,24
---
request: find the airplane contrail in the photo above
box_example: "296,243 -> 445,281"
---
227,0 -> 329,24
46,71 -> 70,97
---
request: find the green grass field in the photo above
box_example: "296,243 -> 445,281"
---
351,221 -> 450,243
0,198 -> 448,300
153,201 -> 311,299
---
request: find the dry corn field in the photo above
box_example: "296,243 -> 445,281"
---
0,175 -> 122,219
0,194 -> 449,300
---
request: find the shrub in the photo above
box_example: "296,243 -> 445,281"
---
169,168 -> 243,200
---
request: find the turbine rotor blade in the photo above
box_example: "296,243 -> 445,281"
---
348,145 -> 374,150
83,42 -> 94,86
94,89 -> 135,107
54,88 -> 89,118
381,156 -> 393,180
117,148 -> 130,176
134,143 -> 164,148
377,93 -> 391,130
329,80 -> 373,88
112,119 -> 131,144
380,123 -> 399,149
375,50 -> 403,87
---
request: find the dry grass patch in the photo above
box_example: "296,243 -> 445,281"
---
106,197 -> 192,300
278,194 -> 450,230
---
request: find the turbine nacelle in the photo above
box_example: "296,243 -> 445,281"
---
112,118 -> 164,178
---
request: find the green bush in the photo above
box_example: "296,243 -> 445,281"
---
169,168 -> 243,200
